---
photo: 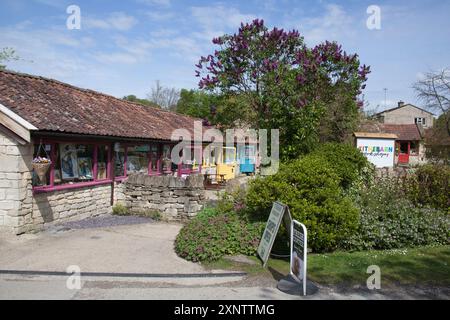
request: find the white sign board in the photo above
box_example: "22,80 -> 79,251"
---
290,220 -> 307,296
356,138 -> 395,168
257,202 -> 292,267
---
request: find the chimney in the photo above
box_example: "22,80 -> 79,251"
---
398,101 -> 404,108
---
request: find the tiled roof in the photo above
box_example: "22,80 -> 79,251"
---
0,70 -> 206,141
373,103 -> 435,116
358,122 -> 422,141
382,124 -> 422,141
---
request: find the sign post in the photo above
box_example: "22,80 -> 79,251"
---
290,220 -> 307,296
257,202 -> 292,267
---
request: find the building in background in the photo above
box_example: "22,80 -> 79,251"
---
373,101 -> 435,128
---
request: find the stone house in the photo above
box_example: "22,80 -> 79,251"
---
0,70 -> 215,235
373,101 -> 435,128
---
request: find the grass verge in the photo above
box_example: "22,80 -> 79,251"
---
204,245 -> 450,287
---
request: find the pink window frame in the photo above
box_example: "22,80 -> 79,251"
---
115,142 -> 169,180
32,139 -> 113,194
114,145 -> 128,181
161,144 -> 174,175
148,144 -> 162,176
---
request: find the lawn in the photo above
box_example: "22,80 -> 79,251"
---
204,245 -> 450,287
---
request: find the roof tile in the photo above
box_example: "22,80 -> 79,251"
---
0,70 -> 205,141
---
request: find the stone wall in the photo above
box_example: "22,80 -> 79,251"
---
0,131 -> 33,234
375,166 -> 416,180
0,131 -> 114,234
124,174 -> 205,220
30,184 -> 112,232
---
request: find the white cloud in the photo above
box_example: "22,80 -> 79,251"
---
191,5 -> 257,40
291,4 -> 355,45
0,26 -> 106,81
112,36 -> 153,59
145,11 -> 175,21
150,29 -> 179,38
94,52 -> 139,64
85,12 -> 138,31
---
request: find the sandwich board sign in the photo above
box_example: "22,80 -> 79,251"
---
257,201 -> 292,267
290,220 -> 308,296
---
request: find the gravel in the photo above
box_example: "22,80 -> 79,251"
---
48,214 -> 154,231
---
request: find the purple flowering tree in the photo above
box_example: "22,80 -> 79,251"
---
196,19 -> 370,158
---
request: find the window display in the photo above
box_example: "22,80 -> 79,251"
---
126,145 -> 149,174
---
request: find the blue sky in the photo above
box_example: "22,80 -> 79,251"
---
1,0 -> 449,112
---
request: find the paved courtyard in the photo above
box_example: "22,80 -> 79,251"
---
0,215 -> 447,300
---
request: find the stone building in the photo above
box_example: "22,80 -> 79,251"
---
373,101 -> 435,128
0,70 -> 213,234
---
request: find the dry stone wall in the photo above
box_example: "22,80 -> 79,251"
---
123,174 -> 206,220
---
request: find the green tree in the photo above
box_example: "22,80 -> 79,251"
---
175,90 -> 253,128
122,95 -> 158,108
196,20 -> 369,159
0,47 -> 19,70
175,89 -> 215,119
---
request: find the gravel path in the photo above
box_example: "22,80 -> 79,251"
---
49,214 -> 154,231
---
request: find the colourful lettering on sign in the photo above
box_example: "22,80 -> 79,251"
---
358,146 -> 393,153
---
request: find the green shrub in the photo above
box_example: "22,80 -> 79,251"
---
311,142 -> 373,189
175,208 -> 264,262
405,164 -> 450,211
344,179 -> 450,251
217,187 -> 248,214
245,155 -> 360,252
112,203 -> 128,215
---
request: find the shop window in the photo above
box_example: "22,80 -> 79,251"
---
203,146 -> 216,167
224,147 -> 236,164
114,144 -> 126,177
97,145 -> 109,180
162,145 -> 172,172
59,144 -> 94,183
33,143 -> 104,188
149,145 -> 160,174
126,145 -> 149,175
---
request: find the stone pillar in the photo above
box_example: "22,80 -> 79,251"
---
0,132 -> 33,234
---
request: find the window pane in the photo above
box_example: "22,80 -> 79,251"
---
149,145 -> 159,172
97,145 -> 109,180
53,144 -> 62,185
127,145 -> 149,174
76,145 -> 94,181
114,145 -> 125,177
162,145 -> 171,172
224,148 -> 236,164
32,143 -> 52,187
58,143 -> 94,184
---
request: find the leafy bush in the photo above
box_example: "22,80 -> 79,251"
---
245,155 -> 360,252
112,203 -> 128,215
311,142 -> 373,189
405,164 -> 450,211
344,179 -> 450,251
175,208 -> 265,262
215,187 -> 247,215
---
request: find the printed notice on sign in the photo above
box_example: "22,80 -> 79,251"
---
257,202 -> 287,266
290,220 -> 308,295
